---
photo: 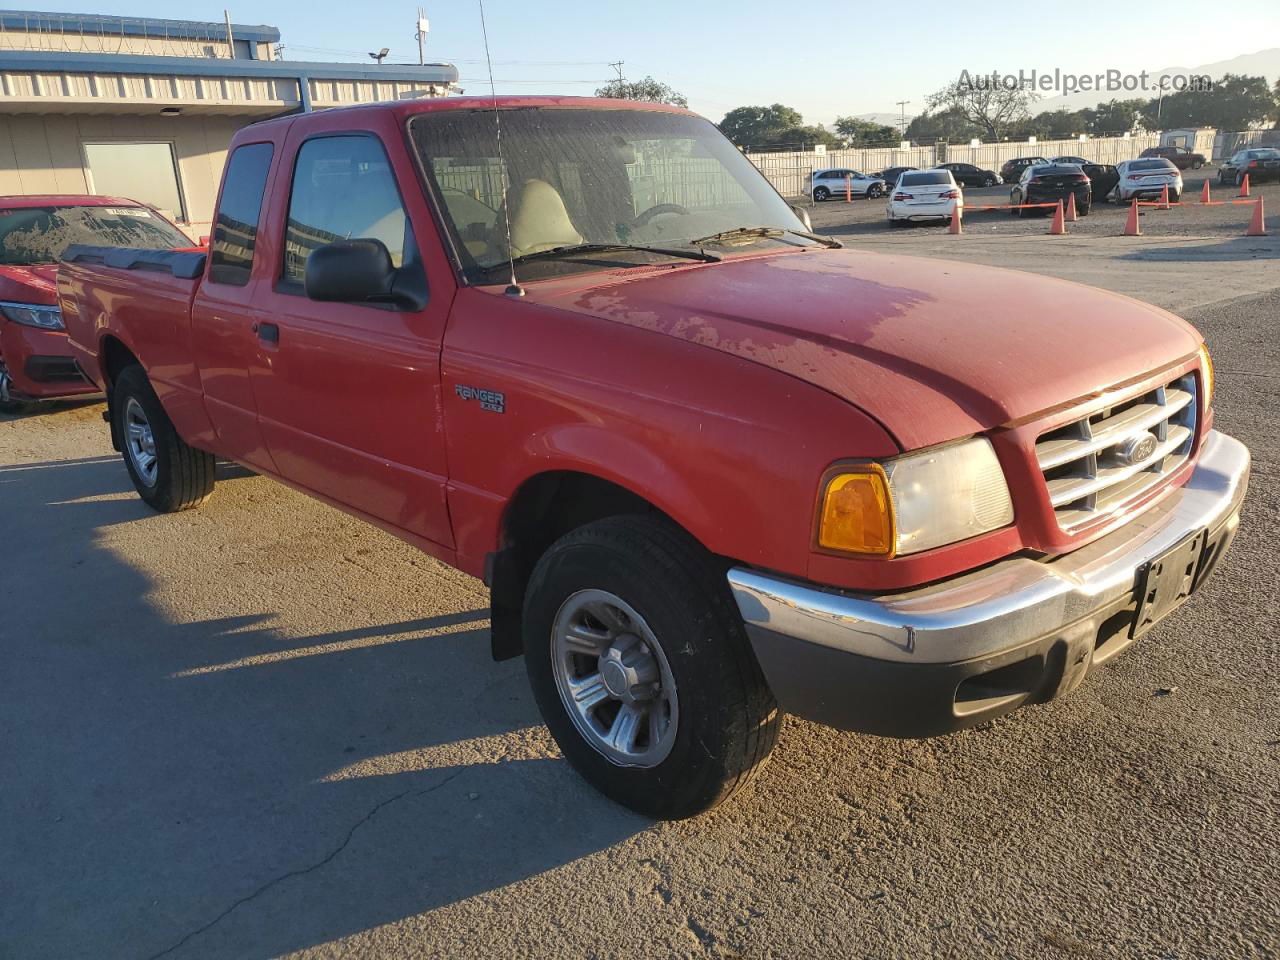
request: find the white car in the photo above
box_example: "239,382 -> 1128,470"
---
804,167 -> 887,201
886,169 -> 963,225
1110,158 -> 1183,204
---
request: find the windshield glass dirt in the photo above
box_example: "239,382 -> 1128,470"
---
0,205 -> 192,266
409,108 -> 810,281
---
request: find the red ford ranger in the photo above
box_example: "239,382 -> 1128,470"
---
58,97 -> 1250,818
0,196 -> 193,412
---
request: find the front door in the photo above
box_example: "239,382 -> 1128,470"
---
248,129 -> 453,548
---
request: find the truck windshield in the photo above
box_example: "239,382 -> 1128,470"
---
0,205 -> 191,266
409,107 -> 811,282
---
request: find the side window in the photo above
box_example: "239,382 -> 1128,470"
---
209,142 -> 274,287
282,135 -> 412,286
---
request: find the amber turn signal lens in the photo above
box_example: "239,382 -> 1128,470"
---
817,468 -> 895,556
1199,343 -> 1214,406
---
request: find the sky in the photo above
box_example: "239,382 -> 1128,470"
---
20,0 -> 1280,126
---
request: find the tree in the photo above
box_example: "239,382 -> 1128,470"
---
925,73 -> 1039,140
595,75 -> 687,109
717,104 -> 839,150
904,106 -> 983,143
1026,108 -> 1091,139
1085,99 -> 1150,135
833,116 -> 899,147
1143,73 -> 1275,131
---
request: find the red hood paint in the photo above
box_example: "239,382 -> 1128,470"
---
0,264 -> 59,306
537,249 -> 1201,450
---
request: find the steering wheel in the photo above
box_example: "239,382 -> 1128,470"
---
628,203 -> 690,229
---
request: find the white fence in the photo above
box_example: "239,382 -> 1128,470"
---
747,134 -> 1164,197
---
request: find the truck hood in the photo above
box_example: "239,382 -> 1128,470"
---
0,264 -> 58,305
540,249 -> 1200,450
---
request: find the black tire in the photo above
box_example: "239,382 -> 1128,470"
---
112,364 -> 215,512
1236,171 -> 1245,187
812,187 -> 830,202
523,516 -> 779,819
984,176 -> 996,187
868,184 -> 883,198
0,398 -> 28,415
1079,200 -> 1092,217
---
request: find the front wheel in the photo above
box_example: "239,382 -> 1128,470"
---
112,364 -> 215,512
983,176 -> 996,187
868,184 -> 884,199
523,516 -> 779,819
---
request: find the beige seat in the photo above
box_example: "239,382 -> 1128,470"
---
508,179 -> 582,257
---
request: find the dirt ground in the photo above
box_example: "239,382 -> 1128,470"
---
2,168 -> 1278,959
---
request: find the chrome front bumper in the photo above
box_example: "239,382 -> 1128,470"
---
727,430 -> 1250,735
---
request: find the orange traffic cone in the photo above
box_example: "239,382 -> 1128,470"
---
1238,173 -> 1250,198
1065,192 -> 1078,222
1246,197 -> 1266,236
949,207 -> 963,235
1123,199 -> 1141,236
1200,179 -> 1211,203
1048,200 -> 1066,235
1158,184 -> 1170,209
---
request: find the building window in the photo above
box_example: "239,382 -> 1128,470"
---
209,143 -> 274,286
83,142 -> 186,223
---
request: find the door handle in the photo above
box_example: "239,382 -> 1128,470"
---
254,321 -> 280,345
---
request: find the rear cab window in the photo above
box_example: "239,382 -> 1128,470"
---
209,142 -> 274,286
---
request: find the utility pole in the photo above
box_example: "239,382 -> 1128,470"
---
609,60 -> 625,83
223,9 -> 234,59
415,7 -> 429,66
896,99 -> 911,136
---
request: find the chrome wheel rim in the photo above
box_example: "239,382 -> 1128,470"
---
124,396 -> 158,487
551,589 -> 678,768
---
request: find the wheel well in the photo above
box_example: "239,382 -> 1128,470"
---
100,336 -> 140,450
101,336 -> 140,390
487,471 -> 669,661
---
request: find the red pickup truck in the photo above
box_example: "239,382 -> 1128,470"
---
0,195 -> 194,412
59,96 -> 1249,818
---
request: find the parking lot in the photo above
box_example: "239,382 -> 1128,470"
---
3,169 -> 1279,959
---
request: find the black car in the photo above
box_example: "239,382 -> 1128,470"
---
999,155 -> 1049,184
934,162 -> 1000,187
874,166 -> 918,189
1010,163 -> 1091,216
1218,147 -> 1280,186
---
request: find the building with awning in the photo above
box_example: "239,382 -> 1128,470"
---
0,9 -> 459,236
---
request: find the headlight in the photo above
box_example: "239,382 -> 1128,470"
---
0,301 -> 64,330
817,438 -> 1014,557
1199,342 -> 1213,406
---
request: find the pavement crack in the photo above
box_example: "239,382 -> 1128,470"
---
145,768 -> 469,960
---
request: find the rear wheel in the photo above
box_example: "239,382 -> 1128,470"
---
113,365 -> 215,512
523,516 -> 779,819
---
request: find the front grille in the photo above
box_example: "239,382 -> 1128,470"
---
1035,373 -> 1197,529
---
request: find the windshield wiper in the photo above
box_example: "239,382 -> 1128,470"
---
690,226 -> 842,249
504,242 -> 721,269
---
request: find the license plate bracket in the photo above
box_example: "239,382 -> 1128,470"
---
1131,529 -> 1207,639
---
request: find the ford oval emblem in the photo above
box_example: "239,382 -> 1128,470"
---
1119,432 -> 1159,466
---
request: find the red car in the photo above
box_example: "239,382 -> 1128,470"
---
1139,145 -> 1207,170
59,97 -> 1249,818
0,196 -> 193,412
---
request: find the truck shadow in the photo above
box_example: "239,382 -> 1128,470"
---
0,455 -> 647,959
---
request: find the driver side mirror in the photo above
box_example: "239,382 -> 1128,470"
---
304,238 -> 427,311
790,204 -> 813,231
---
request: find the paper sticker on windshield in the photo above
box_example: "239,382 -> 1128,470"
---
100,207 -> 150,218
